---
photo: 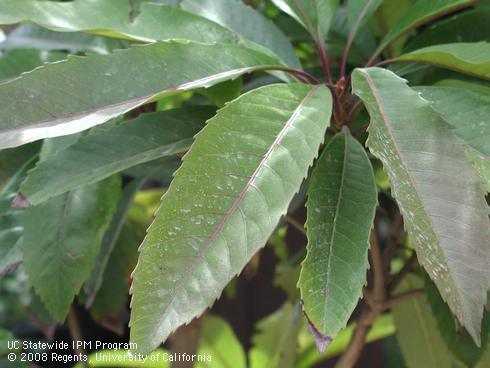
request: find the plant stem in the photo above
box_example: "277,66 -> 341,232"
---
285,214 -> 306,236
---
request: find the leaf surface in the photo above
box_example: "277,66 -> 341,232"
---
378,0 -> 477,51
180,0 -> 300,68
352,67 -> 490,344
129,83 -> 332,353
0,41 -> 281,149
249,302 -> 301,368
298,128 -> 377,346
22,174 -> 121,320
347,0 -> 383,31
0,0 -> 236,43
20,107 -> 214,204
399,42 -> 490,80
271,0 -> 339,41
0,49 -> 65,81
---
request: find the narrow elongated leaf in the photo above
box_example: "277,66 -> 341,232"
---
352,67 -> 490,344
22,175 -> 121,320
392,276 -> 457,368
180,0 -> 300,68
195,315 -> 246,368
20,107 -> 215,205
399,42 -> 490,80
0,49 -> 65,81
298,129 -> 377,347
271,0 -> 339,41
347,0 -> 383,31
130,83 -> 332,353
416,86 -> 490,157
0,41 -> 281,149
378,0 -> 477,51
249,302 -> 301,368
405,8 -> 490,51
0,0 -> 236,43
84,178 -> 146,307
0,24 -> 120,54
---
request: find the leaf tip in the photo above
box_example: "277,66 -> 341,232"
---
300,300 -> 332,353
11,192 -> 30,209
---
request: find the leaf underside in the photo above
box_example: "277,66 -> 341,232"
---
129,83 -> 332,354
352,67 -> 490,344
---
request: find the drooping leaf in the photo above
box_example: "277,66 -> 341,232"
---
347,0 -> 383,31
424,275 -> 489,367
129,83 -> 332,353
377,0 -> 477,53
84,178 -> 146,308
399,42 -> 490,80
352,67 -> 490,345
22,174 -> 121,320
0,0 -> 236,43
0,142 -> 40,191
416,86 -> 490,157
197,79 -> 242,107
405,8 -> 490,51
0,49 -> 65,81
20,106 -> 215,204
392,275 -> 459,368
298,128 -> 377,348
180,0 -> 301,68
0,41 -> 282,149
0,24 -> 120,54
271,0 -> 339,41
249,302 -> 301,368
195,315 -> 246,368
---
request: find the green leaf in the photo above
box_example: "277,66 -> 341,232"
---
298,128 -> 377,348
0,329 -> 27,367
0,0 -> 236,43
352,67 -> 490,345
0,143 -> 40,190
399,42 -> 490,80
0,41 -> 282,149
392,275 -> 459,368
195,315 -> 246,368
347,0 -> 383,31
180,0 -> 301,68
405,8 -> 490,51
416,86 -> 490,157
20,106 -> 215,205
129,83 -> 332,353
249,302 -> 301,368
22,175 -> 121,320
466,148 -> 490,192
0,49 -> 65,81
425,275 -> 489,367
0,24 -> 120,54
84,178 -> 145,308
198,79 -> 242,108
271,0 -> 339,41
377,0 -> 477,52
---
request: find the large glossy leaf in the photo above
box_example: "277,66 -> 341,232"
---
249,302 -> 301,368
22,175 -> 121,320
0,24 -> 120,54
129,83 -> 332,353
0,41 -> 282,149
298,128 -> 377,348
20,106 -> 215,205
271,0 -> 339,41
399,42 -> 490,80
392,276 -> 458,368
352,67 -> 490,344
377,0 -> 477,52
405,8 -> 490,51
180,0 -> 300,68
0,0 -> 236,43
195,315 -> 246,368
416,86 -> 490,157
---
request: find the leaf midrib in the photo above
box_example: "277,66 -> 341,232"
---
149,85 -> 320,342
361,71 -> 461,307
